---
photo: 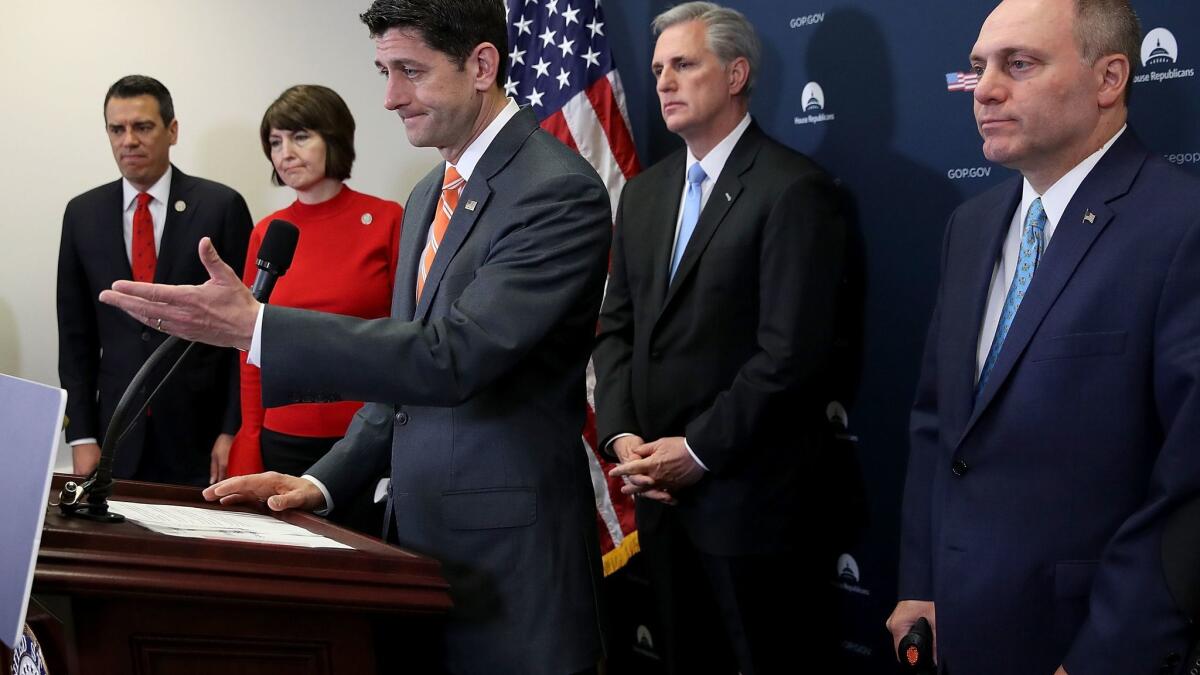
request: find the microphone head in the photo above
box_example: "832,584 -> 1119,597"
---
255,219 -> 300,276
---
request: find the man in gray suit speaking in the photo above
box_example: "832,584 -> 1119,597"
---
100,1 -> 612,673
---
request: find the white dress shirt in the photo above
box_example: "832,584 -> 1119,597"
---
974,125 -> 1126,379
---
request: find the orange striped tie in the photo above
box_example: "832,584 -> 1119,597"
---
416,165 -> 465,301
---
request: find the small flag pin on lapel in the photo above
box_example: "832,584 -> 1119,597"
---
465,200 -> 478,211
174,200 -> 186,212
1083,210 -> 1096,224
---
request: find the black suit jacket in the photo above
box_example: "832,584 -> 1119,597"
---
57,166 -> 251,484
594,122 -> 849,556
259,109 -> 611,675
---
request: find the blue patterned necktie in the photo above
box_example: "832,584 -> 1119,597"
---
976,197 -> 1047,399
669,162 -> 708,280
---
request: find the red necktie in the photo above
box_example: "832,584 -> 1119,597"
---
416,166 -> 465,301
132,192 -> 157,283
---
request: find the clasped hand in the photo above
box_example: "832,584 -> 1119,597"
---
608,435 -> 705,505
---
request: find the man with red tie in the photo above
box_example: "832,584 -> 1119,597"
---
57,75 -> 251,486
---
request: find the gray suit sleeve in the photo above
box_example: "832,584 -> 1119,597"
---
305,402 -> 394,507
259,170 -> 611,409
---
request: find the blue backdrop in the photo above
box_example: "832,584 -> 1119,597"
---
603,1 -> 1200,671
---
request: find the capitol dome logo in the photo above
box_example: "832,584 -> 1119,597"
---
834,552 -> 870,596
1133,27 -> 1194,84
794,81 -> 835,126
837,554 -> 860,583
801,81 -> 825,112
1142,28 -> 1178,66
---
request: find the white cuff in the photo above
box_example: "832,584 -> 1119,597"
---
69,437 -> 99,447
301,474 -> 334,515
247,304 -> 266,367
683,438 -> 709,472
605,432 -> 636,455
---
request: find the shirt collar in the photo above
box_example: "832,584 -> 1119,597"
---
122,165 -> 173,211
448,99 -> 520,183
686,114 -> 752,187
1021,124 -> 1126,229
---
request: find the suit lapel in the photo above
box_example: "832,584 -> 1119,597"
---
659,124 -> 760,314
645,158 -> 685,311
103,180 -> 133,281
157,166 -> 192,283
963,131 -> 1146,439
944,182 -> 1019,441
412,107 -> 539,321
395,176 -> 439,320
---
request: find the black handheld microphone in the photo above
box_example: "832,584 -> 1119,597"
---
898,617 -> 935,674
250,219 -> 300,301
59,223 -> 300,522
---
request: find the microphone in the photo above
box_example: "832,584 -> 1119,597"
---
898,617 -> 935,674
59,224 -> 300,522
250,219 -> 300,302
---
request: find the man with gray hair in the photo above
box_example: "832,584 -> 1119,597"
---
593,2 -> 849,672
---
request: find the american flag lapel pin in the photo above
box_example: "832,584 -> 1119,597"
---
465,200 -> 478,212
1083,210 -> 1096,224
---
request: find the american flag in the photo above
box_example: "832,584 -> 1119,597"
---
505,0 -> 642,575
946,71 -> 979,92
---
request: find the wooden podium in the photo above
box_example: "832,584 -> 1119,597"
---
16,475 -> 451,675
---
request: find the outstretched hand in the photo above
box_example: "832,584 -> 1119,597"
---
99,237 -> 260,350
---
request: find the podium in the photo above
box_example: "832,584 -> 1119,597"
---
13,475 -> 451,674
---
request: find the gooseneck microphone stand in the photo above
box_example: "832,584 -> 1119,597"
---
58,336 -> 195,522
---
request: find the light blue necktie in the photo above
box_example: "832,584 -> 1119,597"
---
669,162 -> 708,280
976,197 -> 1047,400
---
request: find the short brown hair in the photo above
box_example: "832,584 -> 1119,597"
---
259,85 -> 356,185
1073,0 -> 1141,103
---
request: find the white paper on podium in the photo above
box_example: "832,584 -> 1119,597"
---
108,500 -> 352,549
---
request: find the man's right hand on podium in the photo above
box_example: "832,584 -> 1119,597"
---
203,472 -> 327,512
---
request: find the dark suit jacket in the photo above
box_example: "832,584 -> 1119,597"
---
57,167 -> 251,484
592,122 -> 848,556
259,108 -> 611,675
899,131 -> 1200,675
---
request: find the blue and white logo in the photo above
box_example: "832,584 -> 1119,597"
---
834,553 -> 870,596
802,81 -> 825,112
1142,28 -> 1178,66
837,553 -> 860,583
795,81 -> 836,126
12,626 -> 49,675
1134,27 -> 1194,84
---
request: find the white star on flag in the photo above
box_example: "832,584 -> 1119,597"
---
557,36 -> 575,58
587,16 -> 604,38
556,67 -> 571,89
563,4 -> 581,26
582,46 -> 600,68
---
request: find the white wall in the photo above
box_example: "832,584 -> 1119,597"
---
0,0 -> 442,469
